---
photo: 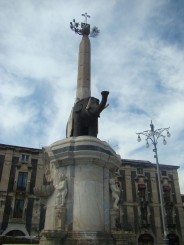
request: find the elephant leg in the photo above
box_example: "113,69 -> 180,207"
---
73,126 -> 84,137
73,118 -> 83,137
88,120 -> 98,137
73,118 -> 88,137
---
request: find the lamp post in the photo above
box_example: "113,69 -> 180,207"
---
136,121 -> 171,245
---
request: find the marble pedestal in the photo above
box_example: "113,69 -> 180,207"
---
40,136 -> 121,245
55,206 -> 66,230
110,208 -> 120,231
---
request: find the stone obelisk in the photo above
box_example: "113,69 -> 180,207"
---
66,15 -> 93,137
76,31 -> 91,101
66,19 -> 92,137
40,13 -> 121,245
75,12 -> 91,101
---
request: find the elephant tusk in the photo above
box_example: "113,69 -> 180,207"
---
104,104 -> 109,109
85,97 -> 92,111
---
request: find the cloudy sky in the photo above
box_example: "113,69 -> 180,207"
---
1,0 -> 184,192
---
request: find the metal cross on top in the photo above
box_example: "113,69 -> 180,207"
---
81,12 -> 90,24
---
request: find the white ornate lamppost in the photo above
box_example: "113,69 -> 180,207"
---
136,121 -> 171,245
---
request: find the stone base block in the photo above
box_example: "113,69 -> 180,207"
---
110,208 -> 120,231
39,230 -> 67,245
112,231 -> 136,245
55,206 -> 66,230
40,231 -> 114,245
65,231 -> 114,245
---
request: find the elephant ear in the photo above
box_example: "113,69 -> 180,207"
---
73,103 -> 83,112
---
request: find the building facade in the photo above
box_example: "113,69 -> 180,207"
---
0,144 -> 45,244
0,143 -> 184,244
119,159 -> 184,245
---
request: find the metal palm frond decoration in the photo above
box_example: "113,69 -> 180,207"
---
90,26 -> 100,38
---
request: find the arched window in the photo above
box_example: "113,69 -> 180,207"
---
138,234 -> 154,245
167,233 -> 179,245
6,230 -> 25,236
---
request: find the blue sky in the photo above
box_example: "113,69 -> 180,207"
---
1,0 -> 184,192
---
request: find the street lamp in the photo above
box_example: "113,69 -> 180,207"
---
136,121 -> 171,245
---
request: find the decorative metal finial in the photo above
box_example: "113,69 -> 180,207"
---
70,13 -> 100,37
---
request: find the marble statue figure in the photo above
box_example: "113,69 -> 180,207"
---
55,173 -> 67,207
110,177 -> 120,209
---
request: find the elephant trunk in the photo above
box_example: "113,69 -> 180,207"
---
97,91 -> 109,114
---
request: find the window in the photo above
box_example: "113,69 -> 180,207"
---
137,168 -> 144,175
21,154 -> 29,162
161,170 -> 167,176
13,199 -> 24,218
163,190 -> 171,203
140,206 -> 148,225
17,172 -> 28,191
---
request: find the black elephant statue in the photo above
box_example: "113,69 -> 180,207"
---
70,91 -> 109,137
